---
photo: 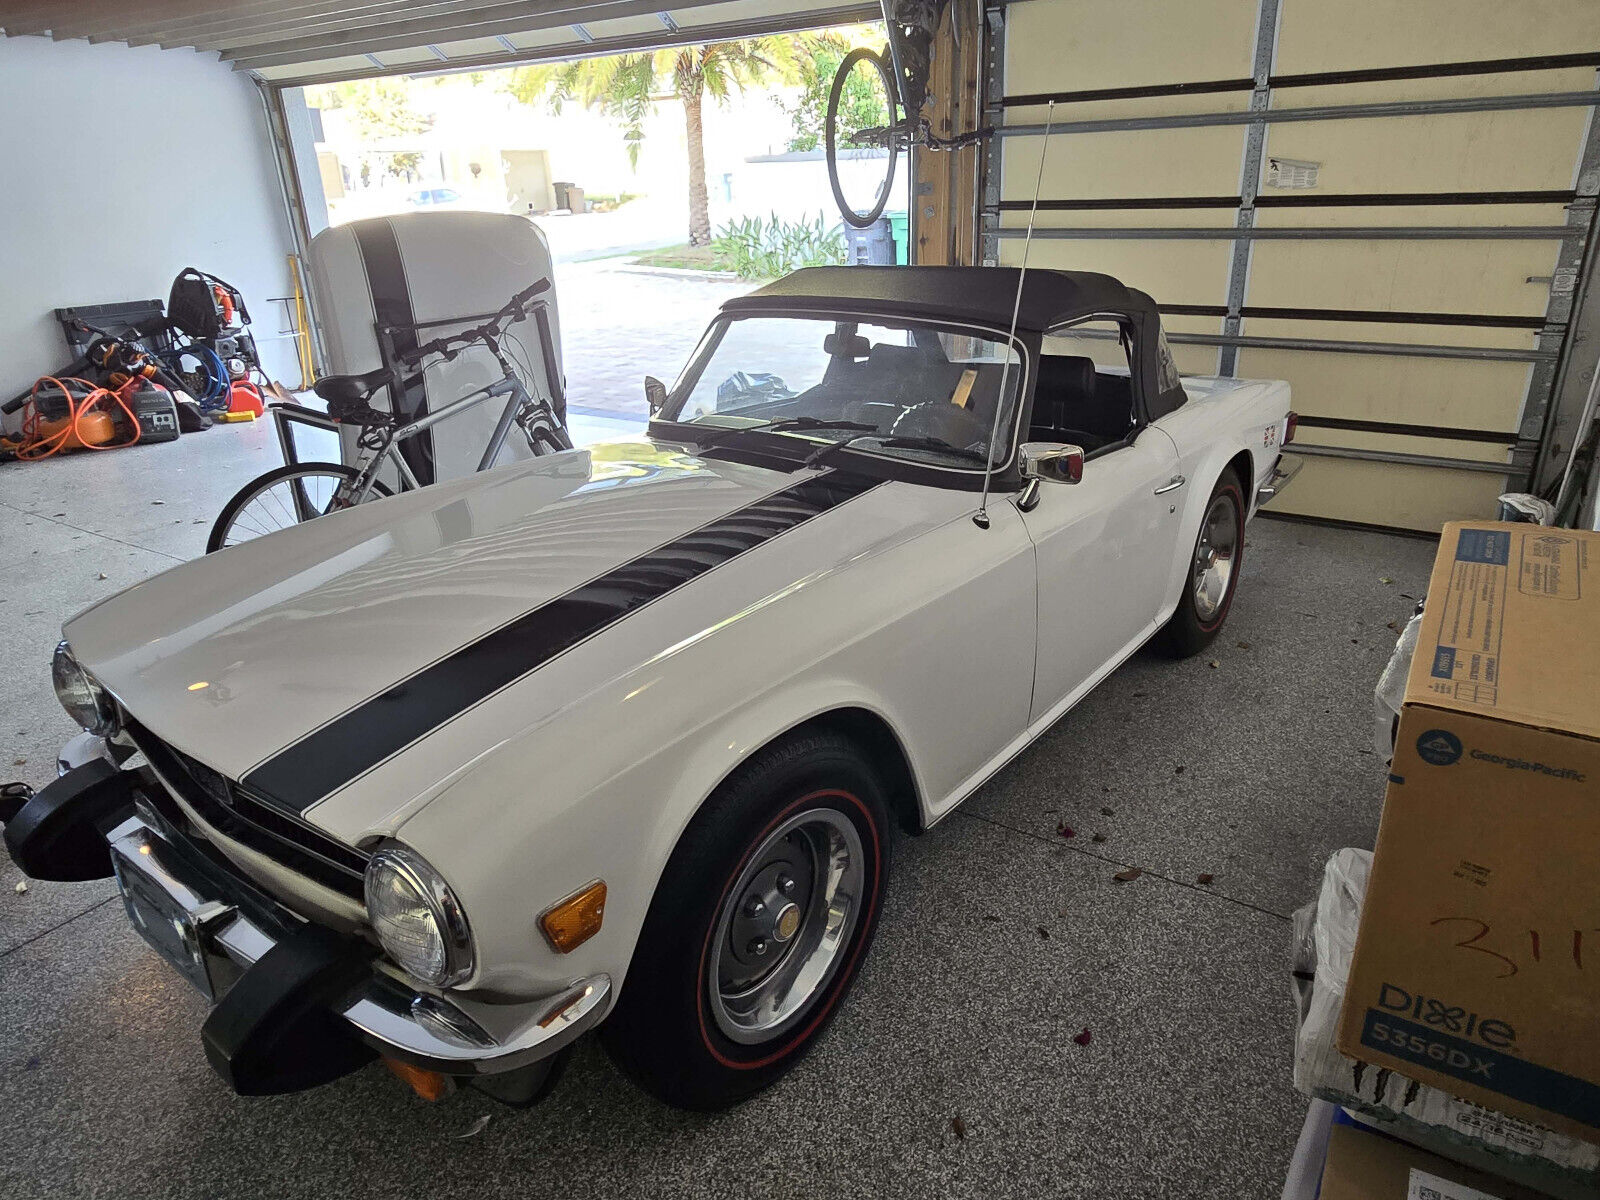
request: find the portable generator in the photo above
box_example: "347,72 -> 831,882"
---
123,381 -> 180,444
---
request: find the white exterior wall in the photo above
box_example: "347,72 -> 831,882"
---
0,36 -> 299,408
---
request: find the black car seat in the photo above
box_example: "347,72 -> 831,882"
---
1032,354 -> 1135,450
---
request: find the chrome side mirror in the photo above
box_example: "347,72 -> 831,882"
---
644,375 -> 668,415
1019,441 -> 1085,485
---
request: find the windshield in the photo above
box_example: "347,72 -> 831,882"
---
658,315 -> 1025,471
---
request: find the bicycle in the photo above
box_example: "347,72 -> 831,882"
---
825,0 -> 993,228
207,278 -> 571,553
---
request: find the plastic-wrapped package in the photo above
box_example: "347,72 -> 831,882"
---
1495,492 -> 1556,525
1291,850 -> 1600,1192
1292,848 -> 1369,1094
1372,610 -> 1424,762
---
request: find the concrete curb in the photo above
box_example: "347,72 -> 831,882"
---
612,264 -> 746,283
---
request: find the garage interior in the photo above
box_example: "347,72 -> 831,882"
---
2,3 -> 1598,1199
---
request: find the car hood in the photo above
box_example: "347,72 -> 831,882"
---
64,439 -> 814,783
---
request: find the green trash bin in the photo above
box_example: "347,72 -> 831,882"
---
886,212 -> 909,265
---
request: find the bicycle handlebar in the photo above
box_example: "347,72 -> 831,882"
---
399,277 -> 551,367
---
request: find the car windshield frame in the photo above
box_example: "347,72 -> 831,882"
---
649,308 -> 1033,480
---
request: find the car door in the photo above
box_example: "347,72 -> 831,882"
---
1017,427 -> 1183,723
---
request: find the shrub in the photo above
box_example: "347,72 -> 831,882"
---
713,212 -> 847,280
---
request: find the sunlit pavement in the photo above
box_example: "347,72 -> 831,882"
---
556,259 -> 753,417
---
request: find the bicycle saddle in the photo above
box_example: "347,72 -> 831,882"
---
314,365 -> 396,404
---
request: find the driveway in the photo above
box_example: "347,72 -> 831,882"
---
554,260 -> 753,419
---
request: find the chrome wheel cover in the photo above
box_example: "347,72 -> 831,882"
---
1191,491 -> 1241,622
707,807 -> 865,1045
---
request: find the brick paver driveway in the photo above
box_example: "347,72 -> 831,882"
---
553,260 -> 754,418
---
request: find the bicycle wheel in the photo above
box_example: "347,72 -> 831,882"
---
206,462 -> 393,553
826,47 -> 900,229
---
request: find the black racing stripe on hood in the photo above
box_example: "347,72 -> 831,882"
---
241,471 -> 884,814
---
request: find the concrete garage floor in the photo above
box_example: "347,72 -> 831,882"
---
0,418 -> 1438,1199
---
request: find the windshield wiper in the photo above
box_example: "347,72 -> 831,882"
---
805,432 -> 992,469
682,416 -> 878,452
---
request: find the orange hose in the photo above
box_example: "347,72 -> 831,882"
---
16,376 -> 142,460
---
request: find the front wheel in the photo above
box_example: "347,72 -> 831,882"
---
601,730 -> 889,1110
1152,471 -> 1246,658
826,47 -> 900,229
206,462 -> 392,553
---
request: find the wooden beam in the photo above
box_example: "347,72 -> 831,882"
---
909,0 -> 985,266
953,0 -> 983,266
911,2 -> 959,265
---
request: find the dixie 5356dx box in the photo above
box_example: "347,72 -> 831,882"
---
1338,521 -> 1600,1141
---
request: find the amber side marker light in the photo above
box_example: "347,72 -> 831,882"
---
384,1057 -> 454,1101
540,880 -> 607,953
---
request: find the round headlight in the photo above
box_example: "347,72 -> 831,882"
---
52,641 -> 116,736
364,845 -> 474,988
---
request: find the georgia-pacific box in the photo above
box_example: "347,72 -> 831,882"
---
1337,521 -> 1600,1141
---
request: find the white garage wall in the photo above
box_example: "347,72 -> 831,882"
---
0,36 -> 299,409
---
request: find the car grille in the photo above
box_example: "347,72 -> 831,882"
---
126,722 -> 369,900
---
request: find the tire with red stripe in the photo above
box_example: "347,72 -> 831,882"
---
1152,470 -> 1246,658
601,730 -> 889,1110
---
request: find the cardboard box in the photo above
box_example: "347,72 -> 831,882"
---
1338,522 -> 1600,1141
1295,851 -> 1600,1186
1319,1122 -> 1549,1200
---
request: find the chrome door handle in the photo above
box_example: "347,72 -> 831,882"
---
1154,475 -> 1186,495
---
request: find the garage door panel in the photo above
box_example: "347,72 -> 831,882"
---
1276,68 -> 1600,109
1294,426 -> 1511,464
502,28 -> 573,52
1244,238 -> 1561,317
1235,349 -> 1531,434
996,238 -> 1233,309
1000,127 -> 1250,202
992,0 -> 1595,532
1273,0 -> 1600,74
1265,458 -> 1507,531
258,54 -> 373,81
1160,312 -> 1230,376
1171,344 -> 1226,376
1258,109 -> 1593,196
1001,210 -> 1240,230
369,46 -> 438,68
1252,203 -> 1573,229
1240,317 -> 1540,351
1007,0 -> 1257,92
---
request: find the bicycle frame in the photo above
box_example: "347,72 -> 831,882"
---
267,353 -> 565,518
354,360 -> 566,499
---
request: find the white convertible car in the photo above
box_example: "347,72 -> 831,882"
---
5,266 -> 1296,1110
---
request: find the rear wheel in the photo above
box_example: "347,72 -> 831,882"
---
826,47 -> 900,229
1152,472 -> 1245,658
601,730 -> 889,1110
207,462 -> 392,553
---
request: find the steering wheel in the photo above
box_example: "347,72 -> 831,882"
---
889,401 -> 989,447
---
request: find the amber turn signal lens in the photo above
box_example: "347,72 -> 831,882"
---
383,1057 -> 454,1101
539,880 -> 606,953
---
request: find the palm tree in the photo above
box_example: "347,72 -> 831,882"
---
507,37 -> 827,246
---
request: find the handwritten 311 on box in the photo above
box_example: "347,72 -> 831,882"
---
1338,522 -> 1600,1141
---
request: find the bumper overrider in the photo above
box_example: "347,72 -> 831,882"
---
1255,452 -> 1302,508
3,761 -> 608,1099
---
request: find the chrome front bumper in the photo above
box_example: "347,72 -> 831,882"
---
108,813 -> 609,1078
1256,453 -> 1303,508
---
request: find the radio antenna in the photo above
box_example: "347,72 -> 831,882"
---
975,99 -> 1054,530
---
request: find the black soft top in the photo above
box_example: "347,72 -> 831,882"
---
721,266 -> 1157,333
